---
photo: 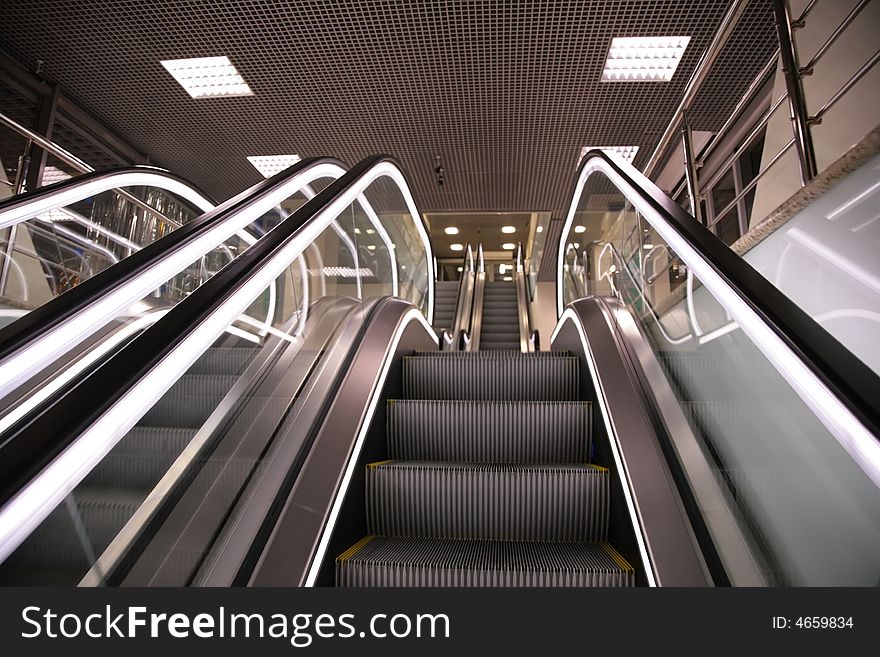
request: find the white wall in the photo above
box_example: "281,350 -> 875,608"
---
751,0 -> 880,226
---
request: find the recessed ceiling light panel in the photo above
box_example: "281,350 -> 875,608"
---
501,225 -> 516,234
161,56 -> 254,98
502,242 -> 516,250
450,243 -> 464,252
444,226 -> 459,235
247,155 -> 302,178
579,145 -> 640,165
602,36 -> 691,82
41,166 -> 72,186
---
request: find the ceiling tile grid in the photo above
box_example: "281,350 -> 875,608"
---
1,0 -> 777,219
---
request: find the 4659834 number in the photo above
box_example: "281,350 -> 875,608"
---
795,617 -> 853,629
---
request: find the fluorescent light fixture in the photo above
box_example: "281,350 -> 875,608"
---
315,266 -> 374,278
580,146 -> 640,165
444,226 -> 459,235
161,56 -> 254,98
574,225 -> 586,233
536,226 -> 543,233
501,225 -> 516,234
450,243 -> 464,252
643,243 -> 655,250
457,266 -> 464,272
247,155 -> 302,178
502,243 -> 516,250
367,245 -> 376,250
503,276 -> 513,281
602,36 -> 691,82
366,228 -> 376,235
498,264 -> 507,274
41,166 -> 72,186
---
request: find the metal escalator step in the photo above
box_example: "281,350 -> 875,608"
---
412,350 -> 568,357
481,313 -> 517,320
481,343 -> 522,350
366,461 -> 608,542
481,328 -> 519,337
387,400 -> 591,462
336,536 -> 634,587
403,355 -> 578,400
5,488 -> 144,569
187,347 -> 258,376
140,374 -> 239,427
81,426 -> 198,489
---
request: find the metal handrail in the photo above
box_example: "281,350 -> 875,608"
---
799,0 -> 870,74
585,240 -> 692,346
643,0 -> 751,178
661,0 -> 877,232
0,111 -> 199,229
810,48 -> 880,124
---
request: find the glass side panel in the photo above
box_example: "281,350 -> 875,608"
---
742,150 -> 880,374
0,168 -> 432,585
561,168 -> 880,586
0,182 -> 210,319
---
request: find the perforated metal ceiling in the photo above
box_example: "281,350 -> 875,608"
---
0,0 -> 778,220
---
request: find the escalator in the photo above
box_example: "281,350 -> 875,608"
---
335,349 -> 633,586
0,150 -> 878,588
0,157 -> 361,584
430,281 -> 457,336
476,281 -> 520,350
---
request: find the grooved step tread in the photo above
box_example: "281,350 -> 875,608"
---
403,355 -> 579,400
336,536 -> 635,587
387,399 -> 592,462
367,461 -> 608,542
412,350 -> 569,357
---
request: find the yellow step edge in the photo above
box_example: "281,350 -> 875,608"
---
601,543 -> 635,573
367,460 -> 395,468
336,535 -> 375,562
586,464 -> 609,472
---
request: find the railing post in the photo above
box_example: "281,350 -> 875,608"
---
25,84 -> 60,192
681,109 -> 703,223
772,0 -> 818,184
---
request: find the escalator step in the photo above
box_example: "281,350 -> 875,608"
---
3,488 -> 143,569
187,347 -> 258,376
481,343 -> 522,350
403,355 -> 578,400
336,536 -> 634,587
387,400 -> 591,462
140,374 -> 239,427
82,426 -> 198,489
412,350 -> 568,358
366,461 -> 608,542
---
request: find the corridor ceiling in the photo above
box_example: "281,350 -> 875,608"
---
0,0 -> 778,221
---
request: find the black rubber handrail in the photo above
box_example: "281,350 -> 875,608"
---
0,165 -> 217,219
563,149 -> 880,440
0,157 -> 345,365
0,155 -> 422,509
